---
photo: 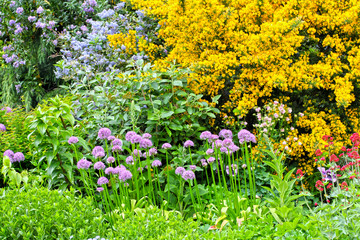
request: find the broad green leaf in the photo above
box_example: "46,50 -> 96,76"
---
161,111 -> 174,119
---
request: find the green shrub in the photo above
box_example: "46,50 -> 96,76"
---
0,187 -> 111,240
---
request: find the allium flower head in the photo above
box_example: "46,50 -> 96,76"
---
125,131 -> 136,141
219,129 -> 233,139
77,158 -> 92,169
113,165 -> 126,174
0,124 -> 6,131
152,160 -> 162,167
92,146 -> 105,158
214,140 -> 223,148
119,170 -> 132,182
3,150 -> 14,161
94,161 -> 106,170
112,145 -> 122,152
222,138 -> 233,147
238,129 -> 256,144
106,156 -> 115,164
16,7 -> 24,14
130,134 -> 142,144
220,147 -> 231,154
97,176 -> 109,185
229,144 -> 240,152
206,148 -> 214,155
68,136 -> 79,144
1,107 -> 12,113
142,133 -> 152,139
207,157 -> 215,163
148,147 -> 157,156
182,170 -> 195,181
97,187 -> 104,192
126,156 -> 134,164
133,149 -> 141,157
13,152 -> 25,162
107,136 -> 115,141
139,138 -> 153,148
175,167 -> 185,175
112,138 -> 122,146
200,131 -> 212,140
98,128 -> 111,139
189,165 -> 196,171
184,140 -> 194,148
162,143 -> 172,149
226,164 -> 238,176
105,167 -> 114,175
201,159 -> 208,167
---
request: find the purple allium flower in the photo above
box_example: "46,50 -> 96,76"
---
0,124 -> 6,131
220,147 -> 230,154
162,143 -> 172,149
189,165 -> 196,171
28,16 -> 36,22
229,144 -> 240,152
238,129 -> 256,144
242,164 -> 247,169
152,160 -> 162,167
119,170 -> 132,182
3,150 -> 14,161
97,187 -> 104,192
207,157 -> 215,163
94,161 -> 106,170
77,158 -> 92,169
92,146 -> 105,158
219,129 -> 233,139
112,138 -> 122,146
131,134 -> 142,144
175,167 -> 186,175
106,156 -> 115,164
105,167 -> 114,175
97,176 -> 109,185
98,128 -> 111,139
13,152 -> 25,162
112,145 -> 122,152
214,140 -> 223,148
16,7 -> 24,15
148,147 -> 157,156
184,140 -> 194,148
126,156 -> 134,165
182,170 -> 195,181
226,164 -> 238,176
222,138 -> 233,147
113,165 -> 126,174
139,138 -> 153,148
132,149 -> 141,157
142,133 -> 152,139
201,159 -> 208,167
37,6 -> 44,14
107,136 -> 115,141
68,136 -> 79,144
206,148 -> 214,155
2,107 -> 12,113
200,131 -> 212,140
125,131 -> 136,141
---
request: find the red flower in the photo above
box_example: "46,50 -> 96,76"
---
327,183 -> 333,189
330,154 -> 339,162
322,135 -> 330,141
341,181 -> 348,190
327,199 -> 330,203
315,180 -> 324,191
315,149 -> 323,156
315,203 -> 318,207
350,176 -> 355,180
341,146 -> 347,151
350,133 -> 360,147
296,169 -> 304,177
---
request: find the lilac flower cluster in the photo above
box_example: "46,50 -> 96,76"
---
3,149 -> 25,163
68,136 -> 79,144
238,129 -> 256,144
0,123 -> 6,132
77,158 -> 92,169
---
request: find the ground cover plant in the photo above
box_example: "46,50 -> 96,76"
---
1,0 -> 360,239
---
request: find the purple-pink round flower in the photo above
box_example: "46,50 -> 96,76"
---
1,107 -> 12,113
175,167 -> 186,175
126,156 -> 134,164
125,131 -> 136,141
184,140 -> 194,148
238,129 -> 256,144
182,170 -> 195,181
77,158 -> 92,169
152,160 -> 162,167
97,187 -> 104,192
0,124 -> 6,132
131,134 -> 142,144
219,129 -> 233,139
222,139 -> 233,147
207,157 -> 215,163
92,146 -> 105,158
119,170 -> 132,182
200,131 -> 212,140
189,165 -> 196,171
97,176 -> 109,185
107,136 -> 115,141
139,138 -> 153,148
148,148 -> 157,156
142,133 -> 152,139
98,128 -> 111,139
162,143 -> 172,149
94,161 -> 106,170
106,156 -> 115,164
16,7 -> 24,15
13,152 -> 25,162
68,136 -> 79,144
133,149 -> 142,157
112,145 -> 122,152
37,6 -> 44,14
105,167 -> 114,175
201,159 -> 208,167
206,148 -> 214,155
3,149 -> 14,161
112,138 -> 122,146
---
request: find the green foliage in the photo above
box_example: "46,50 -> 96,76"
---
70,61 -> 220,145
1,156 -> 29,189
0,187 -> 111,239
26,95 -> 88,190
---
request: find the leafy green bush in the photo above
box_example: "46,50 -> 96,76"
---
0,187 -> 111,240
